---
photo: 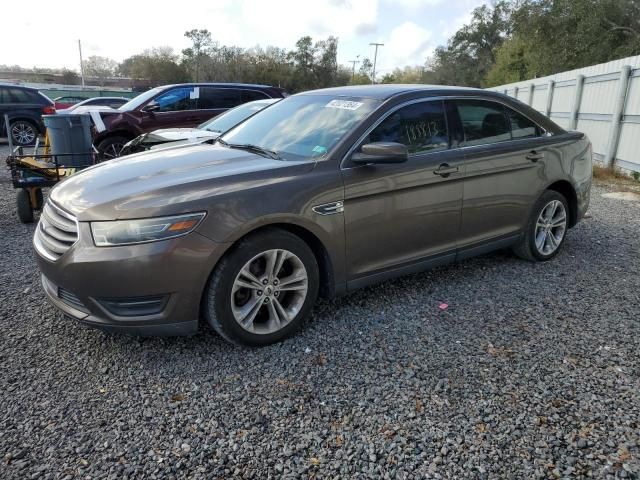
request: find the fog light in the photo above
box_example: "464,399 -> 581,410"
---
98,295 -> 168,317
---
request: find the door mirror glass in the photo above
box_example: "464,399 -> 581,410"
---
351,142 -> 409,164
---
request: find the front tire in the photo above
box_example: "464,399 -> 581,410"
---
204,229 -> 319,346
97,135 -> 129,161
513,190 -> 569,261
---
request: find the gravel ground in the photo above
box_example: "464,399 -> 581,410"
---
1,141 -> 639,479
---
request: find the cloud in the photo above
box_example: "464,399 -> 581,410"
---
377,21 -> 434,73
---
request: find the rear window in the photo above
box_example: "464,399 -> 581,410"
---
9,88 -> 32,103
241,90 -> 269,102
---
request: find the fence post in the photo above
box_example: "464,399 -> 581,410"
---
528,83 -> 535,106
545,80 -> 555,117
605,65 -> 632,167
570,74 -> 586,130
514,86 -> 519,100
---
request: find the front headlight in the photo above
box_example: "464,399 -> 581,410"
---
91,212 -> 206,247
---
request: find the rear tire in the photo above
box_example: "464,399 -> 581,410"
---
10,120 -> 38,146
97,136 -> 129,161
513,190 -> 569,262
204,229 -> 319,346
16,190 -> 34,223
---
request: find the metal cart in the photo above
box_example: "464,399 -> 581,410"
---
4,113 -> 97,223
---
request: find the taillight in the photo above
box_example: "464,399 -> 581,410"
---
42,105 -> 56,114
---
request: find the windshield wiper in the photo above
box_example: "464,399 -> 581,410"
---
216,138 -> 280,160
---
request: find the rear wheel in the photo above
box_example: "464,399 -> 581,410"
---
204,229 -> 319,346
97,135 -> 129,161
10,120 -> 38,146
513,190 -> 569,261
16,189 -> 34,223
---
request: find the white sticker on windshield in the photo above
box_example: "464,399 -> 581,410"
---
325,99 -> 363,110
189,87 -> 200,99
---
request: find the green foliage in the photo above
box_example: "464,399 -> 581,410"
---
119,47 -> 189,85
429,0 -> 640,88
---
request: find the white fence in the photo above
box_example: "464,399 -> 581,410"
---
487,55 -> 640,174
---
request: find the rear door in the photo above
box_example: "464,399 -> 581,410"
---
450,98 -> 550,250
194,87 -> 244,123
0,87 -> 9,136
341,99 -> 464,284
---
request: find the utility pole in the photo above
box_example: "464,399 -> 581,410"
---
78,39 -> 85,89
349,55 -> 360,81
369,42 -> 384,85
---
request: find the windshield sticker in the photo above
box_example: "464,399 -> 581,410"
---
325,99 -> 363,110
312,145 -> 327,154
189,87 -> 200,100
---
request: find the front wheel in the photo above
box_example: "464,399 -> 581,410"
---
97,136 -> 129,161
513,190 -> 569,261
204,229 -> 319,346
16,189 -> 34,223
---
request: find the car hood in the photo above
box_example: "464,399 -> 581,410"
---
127,128 -> 219,149
50,144 -> 313,221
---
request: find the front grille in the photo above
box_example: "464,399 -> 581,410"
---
34,201 -> 78,261
58,287 -> 88,313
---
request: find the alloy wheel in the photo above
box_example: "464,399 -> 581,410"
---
11,122 -> 36,145
101,142 -> 124,160
231,249 -> 308,334
534,200 -> 567,255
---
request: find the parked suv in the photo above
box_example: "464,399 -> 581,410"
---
0,84 -> 55,145
34,85 -> 592,346
92,83 -> 287,159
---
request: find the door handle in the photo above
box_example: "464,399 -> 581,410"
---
434,163 -> 459,177
526,150 -> 545,162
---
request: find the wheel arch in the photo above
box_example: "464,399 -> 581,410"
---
545,179 -> 578,227
211,222 -> 337,300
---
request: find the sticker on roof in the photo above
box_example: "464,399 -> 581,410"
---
325,99 -> 363,110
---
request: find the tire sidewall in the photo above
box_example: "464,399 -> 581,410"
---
526,191 -> 569,261
206,231 -> 319,346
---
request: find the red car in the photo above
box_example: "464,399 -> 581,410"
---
91,83 -> 287,159
53,95 -> 87,110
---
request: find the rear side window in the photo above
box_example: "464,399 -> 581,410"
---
455,100 -> 510,146
242,90 -> 269,102
0,88 -> 9,104
507,108 -> 539,139
9,88 -> 32,103
368,100 -> 448,154
198,88 -> 243,109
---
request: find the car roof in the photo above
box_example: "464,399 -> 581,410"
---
160,82 -> 276,89
298,84 -> 485,100
0,83 -> 38,92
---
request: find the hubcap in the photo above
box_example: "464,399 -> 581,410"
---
11,122 -> 36,145
231,249 -> 308,334
101,143 -> 124,160
534,200 -> 567,255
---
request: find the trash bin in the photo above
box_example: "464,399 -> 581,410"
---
42,114 -> 93,167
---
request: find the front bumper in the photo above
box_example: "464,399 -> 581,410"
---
35,224 -> 227,336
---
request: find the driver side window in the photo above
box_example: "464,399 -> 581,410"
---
367,100 -> 449,154
154,87 -> 195,112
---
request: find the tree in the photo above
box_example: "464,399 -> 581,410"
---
119,47 -> 189,85
60,69 -> 80,85
182,29 -> 213,81
83,55 -> 118,86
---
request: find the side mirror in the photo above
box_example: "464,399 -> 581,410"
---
141,102 -> 160,113
351,142 -> 408,165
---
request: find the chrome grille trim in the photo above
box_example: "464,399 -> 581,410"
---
34,201 -> 79,261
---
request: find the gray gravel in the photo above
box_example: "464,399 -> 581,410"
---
1,141 -> 639,479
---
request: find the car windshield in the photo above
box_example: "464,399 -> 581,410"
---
200,99 -> 279,133
117,87 -> 163,111
220,95 -> 380,161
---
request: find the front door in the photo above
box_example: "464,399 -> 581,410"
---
341,100 -> 464,286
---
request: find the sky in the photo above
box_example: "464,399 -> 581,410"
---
1,0 -> 486,77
